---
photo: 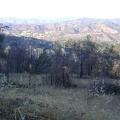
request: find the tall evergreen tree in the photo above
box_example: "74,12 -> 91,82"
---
0,34 -> 4,57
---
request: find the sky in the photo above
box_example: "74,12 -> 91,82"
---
0,0 -> 120,19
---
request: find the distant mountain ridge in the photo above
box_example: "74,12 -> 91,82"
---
0,17 -> 78,24
1,17 -> 120,42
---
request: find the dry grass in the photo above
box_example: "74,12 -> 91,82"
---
0,73 -> 120,120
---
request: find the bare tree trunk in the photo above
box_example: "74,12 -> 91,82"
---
29,72 -> 31,87
50,72 -> 53,85
62,68 -> 65,86
7,54 -> 10,83
29,64 -> 32,87
45,73 -> 48,84
79,61 -> 83,78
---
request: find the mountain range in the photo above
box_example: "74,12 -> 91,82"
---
1,17 -> 120,42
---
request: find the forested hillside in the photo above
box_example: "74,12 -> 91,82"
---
0,34 -> 120,86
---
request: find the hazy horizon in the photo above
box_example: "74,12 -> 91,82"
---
0,0 -> 120,19
1,17 -> 120,20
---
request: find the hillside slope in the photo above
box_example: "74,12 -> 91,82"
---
1,18 -> 120,42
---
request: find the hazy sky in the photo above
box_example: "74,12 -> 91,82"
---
0,0 -> 120,19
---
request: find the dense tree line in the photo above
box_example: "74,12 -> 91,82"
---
0,34 -> 120,87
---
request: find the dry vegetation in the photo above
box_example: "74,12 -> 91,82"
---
0,73 -> 120,120
3,18 -> 120,42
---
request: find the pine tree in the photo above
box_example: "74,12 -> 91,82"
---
0,34 -> 4,57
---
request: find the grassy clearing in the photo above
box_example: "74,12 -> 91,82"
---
0,73 -> 120,120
